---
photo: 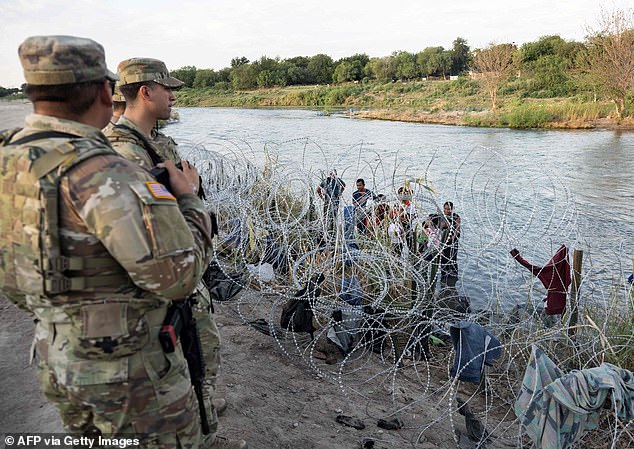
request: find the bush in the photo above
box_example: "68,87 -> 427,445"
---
498,104 -> 553,128
448,77 -> 479,95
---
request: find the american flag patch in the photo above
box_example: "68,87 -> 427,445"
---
146,182 -> 176,200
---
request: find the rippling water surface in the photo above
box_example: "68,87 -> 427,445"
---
166,108 -> 633,309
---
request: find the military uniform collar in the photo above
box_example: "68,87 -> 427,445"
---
116,116 -> 151,140
21,113 -> 111,146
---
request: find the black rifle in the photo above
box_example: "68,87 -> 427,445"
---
158,297 -> 210,435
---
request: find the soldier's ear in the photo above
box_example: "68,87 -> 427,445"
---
139,84 -> 153,101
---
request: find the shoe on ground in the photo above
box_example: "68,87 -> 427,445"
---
207,436 -> 248,449
212,397 -> 227,416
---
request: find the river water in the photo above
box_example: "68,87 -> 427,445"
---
166,107 -> 634,310
1,103 -> 632,309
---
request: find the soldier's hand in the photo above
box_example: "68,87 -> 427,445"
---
161,160 -> 200,197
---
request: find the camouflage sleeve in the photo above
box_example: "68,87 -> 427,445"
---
109,141 -> 154,170
63,155 -> 213,300
152,132 -> 181,162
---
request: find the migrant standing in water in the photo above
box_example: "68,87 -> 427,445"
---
352,178 -> 376,234
397,186 -> 417,253
317,168 -> 346,242
388,209 -> 406,256
440,201 -> 461,287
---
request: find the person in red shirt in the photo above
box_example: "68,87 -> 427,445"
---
510,245 -> 571,315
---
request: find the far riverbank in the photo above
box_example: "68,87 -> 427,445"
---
173,81 -> 634,130
4,88 -> 634,131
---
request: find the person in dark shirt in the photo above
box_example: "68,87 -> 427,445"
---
317,168 -> 345,242
440,201 -> 461,287
352,178 -> 376,234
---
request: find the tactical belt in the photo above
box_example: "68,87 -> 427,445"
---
45,274 -> 131,295
48,255 -> 122,272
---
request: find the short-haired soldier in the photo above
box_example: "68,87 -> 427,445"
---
104,57 -> 246,449
0,35 -> 213,447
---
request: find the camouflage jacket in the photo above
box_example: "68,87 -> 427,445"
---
103,116 -> 158,169
152,128 -> 181,162
3,114 -> 213,351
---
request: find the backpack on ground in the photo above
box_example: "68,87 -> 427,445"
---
280,273 -> 325,339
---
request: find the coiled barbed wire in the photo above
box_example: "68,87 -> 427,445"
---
179,136 -> 633,449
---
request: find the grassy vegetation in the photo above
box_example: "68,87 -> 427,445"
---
175,79 -> 632,129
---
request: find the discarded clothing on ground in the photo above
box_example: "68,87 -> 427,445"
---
514,345 -> 634,449
246,262 -> 275,283
261,235 -> 288,272
280,273 -> 325,339
510,245 -> 571,315
327,306 -> 363,353
377,417 -> 403,430
202,262 -> 244,302
335,414 -> 365,430
449,321 -> 502,384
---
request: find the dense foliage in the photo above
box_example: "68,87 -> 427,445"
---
170,9 -> 634,118
3,10 -> 630,120
0,86 -> 20,97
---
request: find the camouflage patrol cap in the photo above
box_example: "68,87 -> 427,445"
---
112,82 -> 125,103
18,35 -> 118,85
117,58 -> 184,88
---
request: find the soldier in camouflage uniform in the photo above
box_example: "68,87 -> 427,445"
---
104,58 -> 241,449
152,126 -> 181,162
0,36 -> 214,448
102,83 -> 126,134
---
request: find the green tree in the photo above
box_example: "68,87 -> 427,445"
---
528,55 -> 570,96
216,67 -> 232,83
285,63 -> 306,85
429,50 -> 453,79
253,56 -> 288,87
518,35 -> 584,96
230,63 -> 258,90
333,62 -> 350,83
231,56 -> 249,68
171,66 -> 197,88
416,47 -> 444,77
451,37 -> 471,75
0,86 -> 19,97
192,69 -> 217,88
520,35 -> 583,65
284,56 -> 312,84
393,51 -> 418,80
365,56 -> 397,81
307,54 -> 334,84
334,54 -> 369,82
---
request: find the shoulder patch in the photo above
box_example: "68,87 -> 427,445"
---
146,182 -> 176,201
